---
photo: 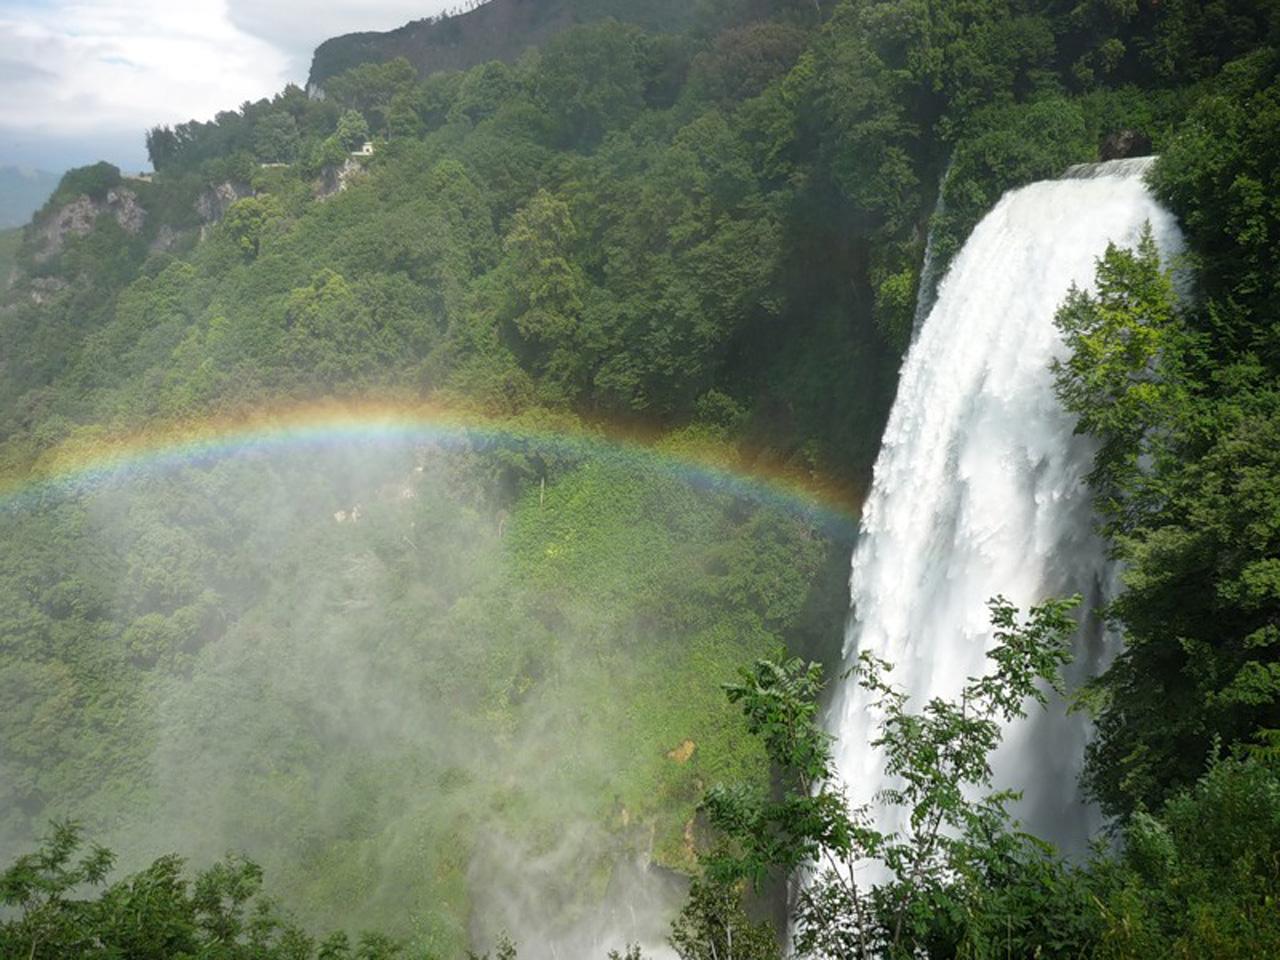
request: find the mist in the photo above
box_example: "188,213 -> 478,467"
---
0,433 -> 846,956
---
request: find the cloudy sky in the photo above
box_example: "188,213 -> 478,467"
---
0,0 -> 451,172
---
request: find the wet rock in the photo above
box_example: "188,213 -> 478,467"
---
1101,129 -> 1153,161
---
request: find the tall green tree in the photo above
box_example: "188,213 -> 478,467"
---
326,58 -> 418,135
1056,195 -> 1280,819
335,110 -> 371,151
254,112 -> 302,164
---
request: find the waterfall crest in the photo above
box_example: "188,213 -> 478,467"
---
1062,156 -> 1158,180
831,162 -> 1182,855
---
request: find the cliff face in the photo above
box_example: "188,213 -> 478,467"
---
29,187 -> 146,263
195,181 -> 253,225
307,0 -> 695,89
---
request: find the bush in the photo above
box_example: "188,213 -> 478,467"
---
44,162 -> 123,211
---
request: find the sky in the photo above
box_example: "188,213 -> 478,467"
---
0,0 -> 452,172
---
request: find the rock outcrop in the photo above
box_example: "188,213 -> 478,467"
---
30,187 -> 145,262
149,223 -> 187,254
28,276 -> 69,305
1100,129 -> 1153,161
195,181 -> 253,226
316,158 -> 365,199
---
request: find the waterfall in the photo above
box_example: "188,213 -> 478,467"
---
910,159 -> 954,339
1063,156 -> 1158,180
830,159 -> 1183,859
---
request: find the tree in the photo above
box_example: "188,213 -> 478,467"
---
220,195 -> 285,261
699,596 -> 1085,959
145,125 -> 179,170
1052,226 -> 1189,528
1090,755 -> 1280,958
49,162 -> 123,206
325,58 -> 417,134
0,820 -> 114,960
1151,49 -> 1280,366
807,0 -> 925,234
499,190 -> 588,390
254,111 -> 301,164
535,22 -> 646,147
449,61 -> 518,125
0,823 -> 405,960
336,110 -> 371,151
688,22 -> 810,104
669,878 -> 780,960
1055,220 -> 1280,818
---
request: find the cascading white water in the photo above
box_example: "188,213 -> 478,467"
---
910,160 -> 954,339
831,159 -> 1183,858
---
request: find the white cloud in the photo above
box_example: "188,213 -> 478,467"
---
0,1 -> 288,137
0,0 -> 453,169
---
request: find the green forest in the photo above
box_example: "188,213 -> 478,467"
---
1,0 -> 1278,957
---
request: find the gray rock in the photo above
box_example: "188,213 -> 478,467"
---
195,181 -> 253,225
30,187 -> 146,262
1100,129 -> 1153,161
316,158 -> 365,199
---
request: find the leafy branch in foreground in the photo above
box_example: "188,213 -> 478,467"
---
692,595 -> 1084,960
0,821 -> 403,960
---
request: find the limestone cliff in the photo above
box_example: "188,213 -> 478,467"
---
29,187 -> 146,263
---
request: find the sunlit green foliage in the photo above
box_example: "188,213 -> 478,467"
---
1053,228 -> 1190,516
696,619 -> 1280,959
1052,48 -> 1280,815
693,599 -> 1101,959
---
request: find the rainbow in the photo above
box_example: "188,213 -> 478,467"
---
0,400 -> 862,535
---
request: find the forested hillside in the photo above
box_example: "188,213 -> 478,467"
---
307,0 -> 701,91
1,0 -> 1278,957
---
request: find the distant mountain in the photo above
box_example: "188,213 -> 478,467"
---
308,0 -> 696,88
0,167 -> 60,228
